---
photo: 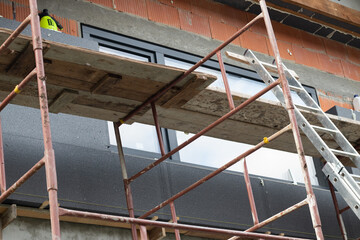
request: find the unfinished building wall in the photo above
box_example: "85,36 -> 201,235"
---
0,0 -> 358,110
0,0 -> 359,239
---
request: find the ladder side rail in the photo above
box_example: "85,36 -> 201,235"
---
294,108 -> 360,199
244,51 -> 286,106
283,67 -> 322,109
243,50 -> 360,207
283,67 -> 360,169
245,50 -> 340,168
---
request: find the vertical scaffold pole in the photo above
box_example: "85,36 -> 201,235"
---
216,51 -> 235,110
151,103 -> 166,156
113,122 -> 138,240
258,1 -> 324,239
151,103 -> 181,240
29,0 -> 61,239
243,159 -> 259,225
328,181 -> 347,240
0,117 -> 6,194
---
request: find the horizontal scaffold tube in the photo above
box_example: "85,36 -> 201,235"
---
0,69 -> 37,112
118,12 -> 264,124
0,157 -> 45,203
139,124 -> 292,219
0,15 -> 31,54
58,207 -> 309,240
128,78 -> 281,183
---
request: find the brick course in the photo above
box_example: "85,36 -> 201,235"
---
0,0 -> 359,110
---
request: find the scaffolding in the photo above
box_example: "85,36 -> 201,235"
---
0,0 -> 359,239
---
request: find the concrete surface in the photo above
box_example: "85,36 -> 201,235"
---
2,217 -> 211,240
37,0 -> 360,100
330,0 -> 360,11
0,1 -> 359,239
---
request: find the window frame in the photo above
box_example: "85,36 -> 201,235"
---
82,24 -> 320,167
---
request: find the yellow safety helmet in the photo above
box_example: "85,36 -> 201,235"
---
40,15 -> 59,31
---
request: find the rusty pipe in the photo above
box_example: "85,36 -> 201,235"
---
0,158 -> 45,203
0,69 -> 37,112
59,208 -> 308,240
30,0 -> 61,239
0,15 -> 31,54
139,124 -> 292,219
216,51 -> 235,110
113,122 -> 139,240
118,13 -> 264,125
151,103 -> 166,156
128,79 -> 281,183
0,117 -> 6,194
243,158 -> 259,225
259,0 -> 324,239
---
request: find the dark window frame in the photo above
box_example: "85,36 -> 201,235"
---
82,24 -> 320,163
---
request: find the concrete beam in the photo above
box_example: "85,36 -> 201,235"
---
0,204 -> 17,239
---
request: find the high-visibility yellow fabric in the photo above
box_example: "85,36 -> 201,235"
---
40,16 -> 58,31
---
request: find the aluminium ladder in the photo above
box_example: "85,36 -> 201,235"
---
241,49 -> 360,220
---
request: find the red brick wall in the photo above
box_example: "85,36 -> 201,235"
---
0,0 -> 359,111
85,0 -> 360,111
0,0 -> 79,36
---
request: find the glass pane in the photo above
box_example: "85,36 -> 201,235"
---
176,131 -> 318,185
108,122 -> 160,153
164,57 -> 305,105
99,46 -> 149,62
100,46 -> 159,153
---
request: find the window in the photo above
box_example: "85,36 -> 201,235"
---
164,57 -> 306,105
100,46 -> 149,62
82,25 -> 319,185
107,122 -> 160,154
175,132 -> 318,185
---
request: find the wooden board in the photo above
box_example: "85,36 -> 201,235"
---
0,204 -> 251,240
0,28 -> 216,120
278,0 -> 360,28
0,28 -> 360,167
128,88 -> 360,167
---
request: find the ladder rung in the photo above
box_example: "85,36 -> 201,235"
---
311,125 -> 339,134
295,104 -> 321,113
331,149 -> 359,158
351,174 -> 360,183
351,174 -> 360,187
289,85 -> 303,92
226,51 -> 300,79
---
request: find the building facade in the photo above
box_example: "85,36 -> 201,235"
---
0,0 -> 359,239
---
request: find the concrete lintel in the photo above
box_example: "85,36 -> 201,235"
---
1,204 -> 17,229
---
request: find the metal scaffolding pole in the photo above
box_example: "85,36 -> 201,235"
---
259,0 -> 324,239
0,117 -> 6,194
113,123 -> 138,240
151,103 -> 181,240
0,1 -> 331,239
29,0 -> 61,238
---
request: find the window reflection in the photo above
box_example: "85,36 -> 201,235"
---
99,46 -> 149,62
100,46 -> 160,154
166,56 -> 318,185
100,42 -> 319,185
108,122 -> 160,153
176,131 -> 318,185
164,57 -> 305,105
